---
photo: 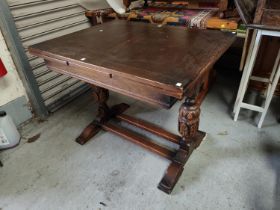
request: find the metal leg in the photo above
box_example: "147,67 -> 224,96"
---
234,30 -> 262,121
258,53 -> 280,128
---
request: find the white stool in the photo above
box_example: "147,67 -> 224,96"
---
233,29 -> 280,128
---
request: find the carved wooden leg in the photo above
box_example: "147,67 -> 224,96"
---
76,86 -> 109,145
158,97 -> 206,194
178,98 -> 205,150
76,85 -> 130,145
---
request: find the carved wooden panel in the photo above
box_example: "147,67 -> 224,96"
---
178,98 -> 200,141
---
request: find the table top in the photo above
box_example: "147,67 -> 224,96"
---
29,21 -> 234,97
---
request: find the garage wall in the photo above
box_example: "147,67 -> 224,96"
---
0,0 -> 112,124
0,29 -> 32,125
6,0 -> 93,112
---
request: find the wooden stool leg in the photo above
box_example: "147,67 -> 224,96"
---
158,97 -> 205,194
258,58 -> 280,128
264,49 -> 280,98
234,30 -> 262,121
234,29 -> 256,113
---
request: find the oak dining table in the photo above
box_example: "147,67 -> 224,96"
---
29,20 -> 235,194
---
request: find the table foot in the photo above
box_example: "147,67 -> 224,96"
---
76,103 -> 129,145
76,85 -> 130,145
158,162 -> 184,194
159,97 -> 206,194
158,130 -> 206,194
172,131 -> 206,164
193,131 -> 207,149
76,122 -> 101,145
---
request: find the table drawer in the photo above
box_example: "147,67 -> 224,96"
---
45,58 -> 177,108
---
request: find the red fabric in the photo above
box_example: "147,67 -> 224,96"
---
0,58 -> 8,77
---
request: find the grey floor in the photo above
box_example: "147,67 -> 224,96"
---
0,74 -> 279,210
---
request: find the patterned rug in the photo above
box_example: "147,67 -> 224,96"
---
127,7 -> 217,28
147,1 -> 220,10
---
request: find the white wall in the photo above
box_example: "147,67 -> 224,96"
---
0,29 -> 27,106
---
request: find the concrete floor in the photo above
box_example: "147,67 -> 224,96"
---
0,73 -> 279,210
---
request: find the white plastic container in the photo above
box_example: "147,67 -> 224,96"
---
0,111 -> 20,150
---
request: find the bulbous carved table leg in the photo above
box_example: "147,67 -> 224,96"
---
158,97 -> 206,194
76,85 -> 129,145
178,98 -> 205,150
